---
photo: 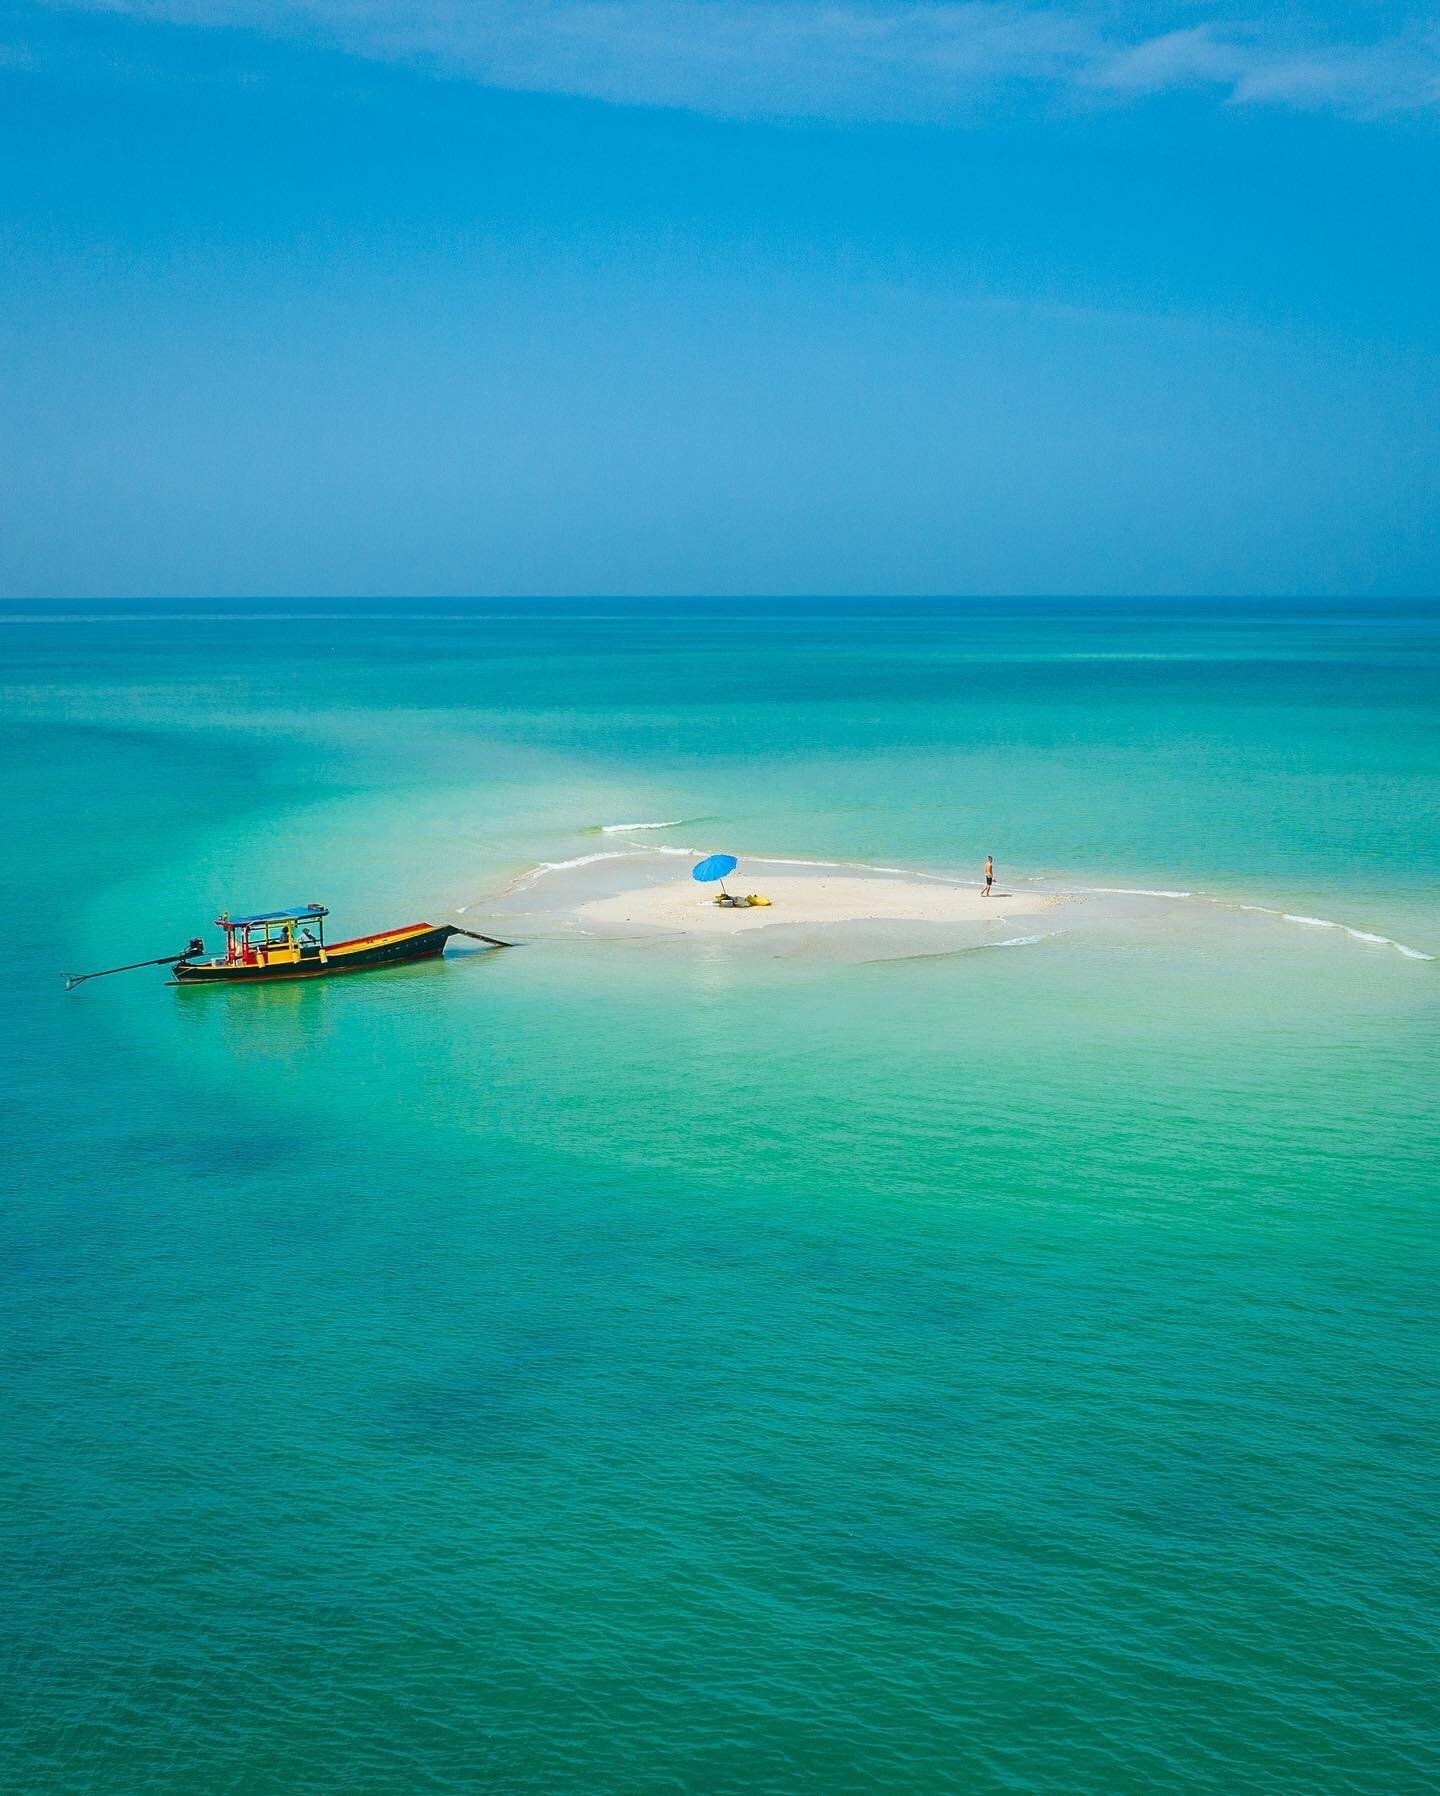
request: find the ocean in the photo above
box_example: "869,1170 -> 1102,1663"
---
4,598 -> 1437,1793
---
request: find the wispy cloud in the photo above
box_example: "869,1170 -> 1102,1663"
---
44,0 -> 1440,121
1086,20 -> 1440,114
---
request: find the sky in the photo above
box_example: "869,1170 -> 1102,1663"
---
1,0 -> 1438,597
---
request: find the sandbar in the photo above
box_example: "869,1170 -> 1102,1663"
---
576,873 -> 1061,933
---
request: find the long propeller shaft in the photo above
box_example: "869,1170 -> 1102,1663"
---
64,942 -> 204,990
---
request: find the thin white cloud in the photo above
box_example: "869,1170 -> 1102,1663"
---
46,0 -> 1440,120
1088,19 -> 1440,115
1086,27 -> 1239,95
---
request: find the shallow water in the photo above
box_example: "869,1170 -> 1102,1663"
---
4,599 -> 1438,1793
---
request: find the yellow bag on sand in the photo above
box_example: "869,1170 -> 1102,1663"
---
746,894 -> 772,907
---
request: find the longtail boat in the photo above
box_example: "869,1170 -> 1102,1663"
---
64,905 -> 511,990
173,905 -> 492,983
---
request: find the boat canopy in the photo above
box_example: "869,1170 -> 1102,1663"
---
219,904 -> 329,928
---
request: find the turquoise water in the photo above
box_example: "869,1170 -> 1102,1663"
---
5,599 -> 1438,1793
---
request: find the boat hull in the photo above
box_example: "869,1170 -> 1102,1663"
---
173,923 -> 458,984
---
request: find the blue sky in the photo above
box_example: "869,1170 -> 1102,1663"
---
2,1 -> 1437,596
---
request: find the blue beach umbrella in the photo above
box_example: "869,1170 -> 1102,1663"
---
692,853 -> 738,896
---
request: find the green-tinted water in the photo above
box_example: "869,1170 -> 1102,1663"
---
4,600 -> 1437,1793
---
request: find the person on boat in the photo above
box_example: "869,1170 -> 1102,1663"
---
982,854 -> 994,897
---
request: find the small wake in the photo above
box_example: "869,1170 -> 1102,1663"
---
600,820 -> 684,833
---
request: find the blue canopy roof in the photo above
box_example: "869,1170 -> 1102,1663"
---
220,904 -> 329,927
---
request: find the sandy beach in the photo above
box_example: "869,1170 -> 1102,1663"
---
576,872 -> 1062,933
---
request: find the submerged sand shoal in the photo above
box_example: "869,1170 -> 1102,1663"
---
576,873 -> 1063,933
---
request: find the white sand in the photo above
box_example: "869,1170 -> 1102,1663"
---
576,873 -> 1061,933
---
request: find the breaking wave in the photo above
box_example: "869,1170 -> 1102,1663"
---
493,851 -> 643,897
748,856 -> 844,869
879,930 -> 1055,967
1075,886 -> 1194,899
1239,904 -> 1434,960
534,851 -> 636,873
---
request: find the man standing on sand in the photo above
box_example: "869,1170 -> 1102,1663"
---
982,854 -> 994,897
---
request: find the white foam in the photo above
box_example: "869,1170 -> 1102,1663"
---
1337,929 -> 1435,961
1264,909 -> 1435,959
748,856 -> 845,868
1074,886 -> 1194,899
509,849 -> 641,891
601,820 -> 683,833
745,855 -> 965,882
539,850 -> 637,872
991,933 -> 1049,948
